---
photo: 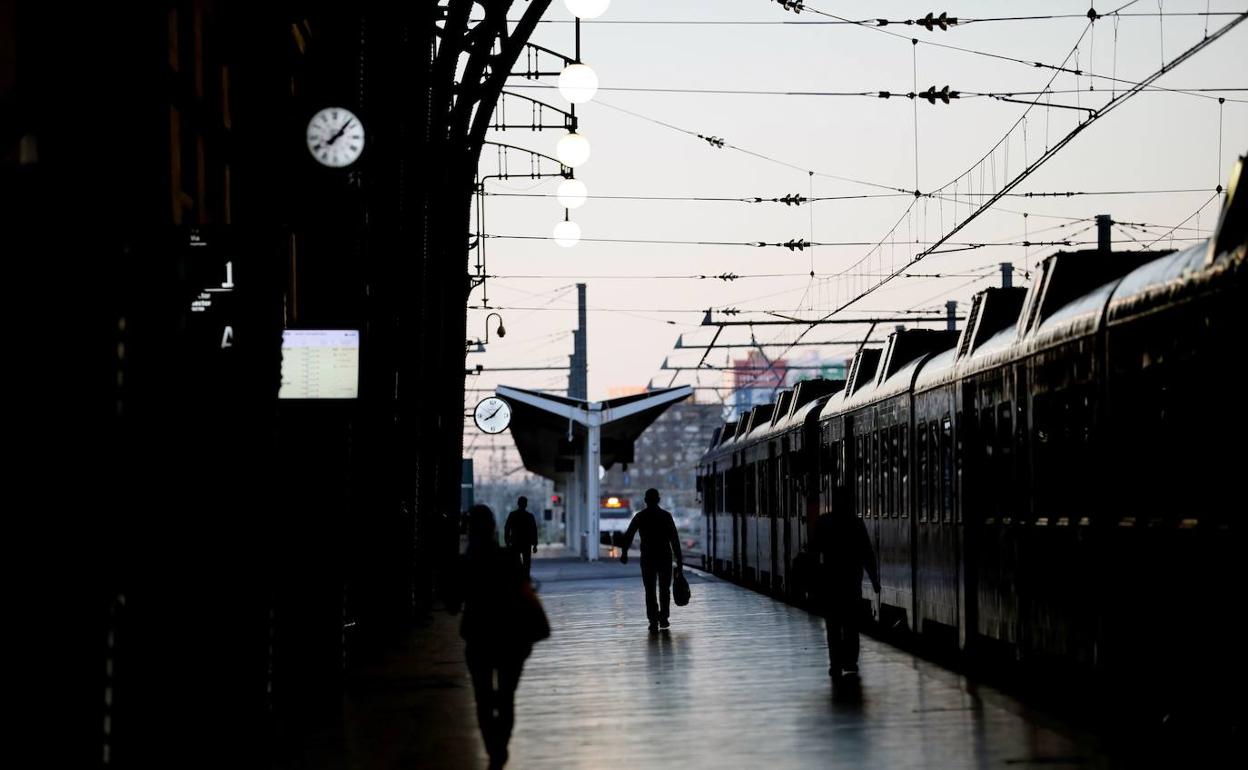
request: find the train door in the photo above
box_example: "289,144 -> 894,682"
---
713,461 -> 723,571
959,381 -> 979,651
740,453 -> 751,583
781,436 -> 794,598
731,456 -> 741,580
879,414 -> 913,632
769,443 -> 780,593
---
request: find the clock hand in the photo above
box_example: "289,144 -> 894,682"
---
326,119 -> 354,146
485,405 -> 503,420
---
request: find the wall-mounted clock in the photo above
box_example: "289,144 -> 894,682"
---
306,107 -> 365,168
474,396 -> 512,435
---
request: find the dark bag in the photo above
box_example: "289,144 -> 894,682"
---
673,569 -> 691,607
515,579 -> 551,644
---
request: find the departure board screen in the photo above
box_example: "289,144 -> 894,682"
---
279,330 -> 360,399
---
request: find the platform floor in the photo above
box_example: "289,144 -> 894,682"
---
276,557 -> 1116,769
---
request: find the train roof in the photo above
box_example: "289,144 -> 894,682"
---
1030,279 -> 1120,351
768,391 -> 794,429
745,403 -> 777,440
773,378 -> 845,434
955,287 -> 1027,360
818,348 -> 881,420
1107,241 -> 1214,323
821,329 -> 956,415
912,346 -> 958,392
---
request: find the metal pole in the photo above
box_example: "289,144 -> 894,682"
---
569,283 -> 588,399
567,459 -> 581,552
1096,214 -> 1113,254
584,404 -> 602,562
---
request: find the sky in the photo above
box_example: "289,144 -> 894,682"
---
464,0 -> 1247,476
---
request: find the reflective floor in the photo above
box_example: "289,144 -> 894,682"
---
513,560 -> 1104,770
277,556 -> 1113,769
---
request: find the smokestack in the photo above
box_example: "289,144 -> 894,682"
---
946,301 -> 958,331
1096,214 -> 1113,254
1000,262 -> 1014,288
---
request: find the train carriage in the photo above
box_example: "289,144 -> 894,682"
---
693,156 -> 1246,722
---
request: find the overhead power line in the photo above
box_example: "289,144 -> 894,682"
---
497,10 -> 1241,26
509,82 -> 1248,104
484,187 -> 1220,204
483,233 -> 1190,249
787,9 -> 1246,350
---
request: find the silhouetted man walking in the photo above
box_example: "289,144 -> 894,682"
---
619,488 -> 683,631
815,497 -> 881,681
504,496 -> 538,577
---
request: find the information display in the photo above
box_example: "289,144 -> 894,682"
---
278,330 -> 360,399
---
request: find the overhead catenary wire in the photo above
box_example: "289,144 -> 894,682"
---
592,99 -> 914,194
483,187 -> 1220,203
509,80 -> 1248,105
482,233 -> 1126,248
742,8 -> 1245,383
495,10 -> 1241,25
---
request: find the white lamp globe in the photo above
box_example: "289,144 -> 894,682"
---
558,63 -> 599,104
565,0 -> 610,20
553,219 -> 582,248
556,132 -> 591,168
557,178 -> 588,209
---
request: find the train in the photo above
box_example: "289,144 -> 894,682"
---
695,158 -> 1246,718
599,494 -> 633,546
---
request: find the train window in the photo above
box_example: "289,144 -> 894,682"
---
888,424 -> 898,519
918,422 -> 929,523
929,421 -> 940,524
838,437 -> 848,488
938,414 -> 948,521
900,424 -> 910,518
818,443 -> 827,515
872,431 -> 881,518
954,412 -> 964,523
1015,399 -> 1029,518
892,425 -> 901,518
998,403 -> 1013,520
753,459 -> 763,519
863,434 -> 871,518
980,407 -> 996,518
856,436 -> 865,518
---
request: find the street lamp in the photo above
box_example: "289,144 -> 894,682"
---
557,178 -> 588,209
558,63 -> 598,104
467,313 -> 506,351
565,0 -> 610,19
553,217 -> 581,248
556,131 -> 590,168
486,312 -> 506,341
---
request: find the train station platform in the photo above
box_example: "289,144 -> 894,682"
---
273,556 -> 1179,769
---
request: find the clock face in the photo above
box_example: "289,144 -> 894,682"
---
306,107 -> 365,168
474,397 -> 512,435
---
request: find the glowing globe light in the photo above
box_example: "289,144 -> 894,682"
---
557,178 -> 588,209
556,132 -> 591,168
565,0 -> 610,20
558,63 -> 599,104
553,219 -> 582,248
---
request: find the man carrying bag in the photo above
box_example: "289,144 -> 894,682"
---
619,488 -> 684,631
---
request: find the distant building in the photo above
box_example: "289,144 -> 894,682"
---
730,350 -> 787,419
607,385 -> 647,399
600,400 -> 723,524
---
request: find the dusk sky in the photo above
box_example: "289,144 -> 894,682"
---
466,0 -> 1247,470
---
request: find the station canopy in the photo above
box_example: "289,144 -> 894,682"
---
496,386 -> 692,480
